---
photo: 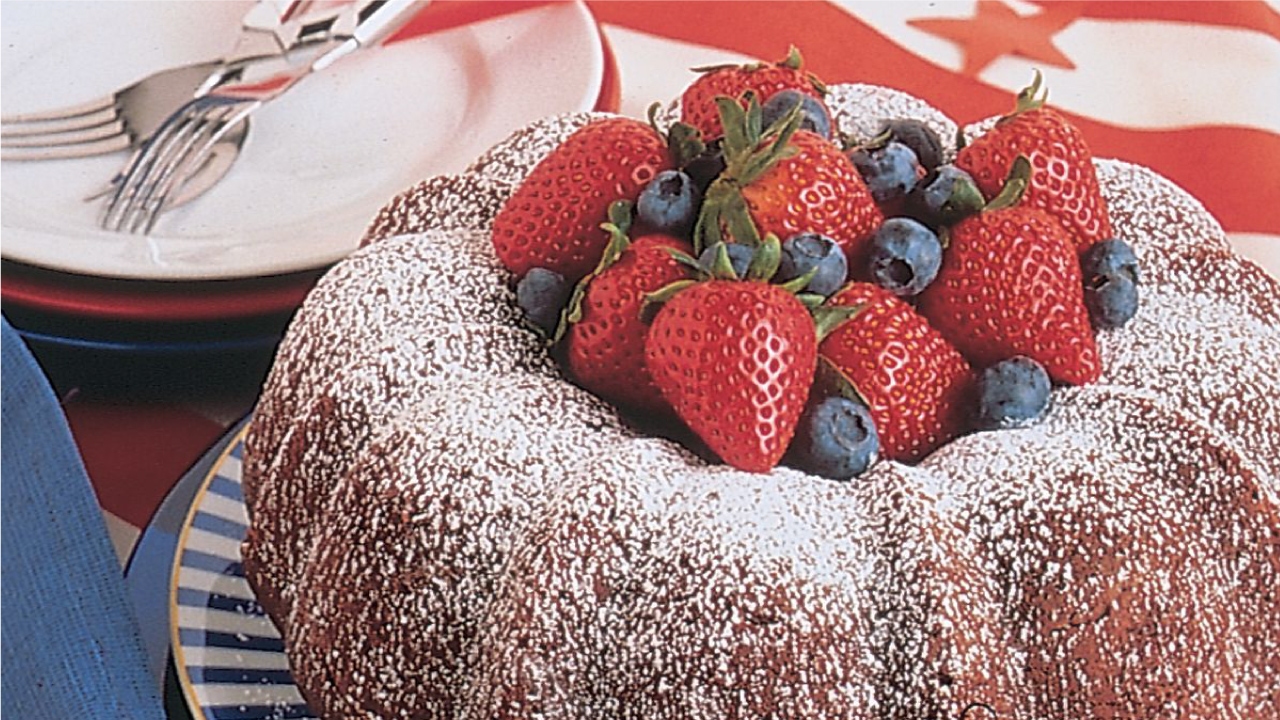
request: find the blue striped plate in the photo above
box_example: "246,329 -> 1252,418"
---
169,425 -> 318,720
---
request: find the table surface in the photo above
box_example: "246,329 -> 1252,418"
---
6,0 -> 1279,628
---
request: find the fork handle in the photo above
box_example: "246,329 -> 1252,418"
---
312,1 -> 424,71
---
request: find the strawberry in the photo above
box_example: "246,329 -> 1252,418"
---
681,46 -> 827,141
916,159 -> 1101,385
645,278 -> 817,473
697,96 -> 883,272
491,117 -> 674,283
954,71 -> 1112,253
563,205 -> 693,414
817,282 -> 975,463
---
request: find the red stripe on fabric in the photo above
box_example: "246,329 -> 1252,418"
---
1074,123 -> 1280,237
1026,0 -> 1280,42
588,1 -> 1280,236
64,402 -> 227,529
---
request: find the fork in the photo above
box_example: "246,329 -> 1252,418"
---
0,1 -> 307,163
99,0 -> 423,235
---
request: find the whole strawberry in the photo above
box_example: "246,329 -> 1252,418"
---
681,46 -> 826,142
646,279 -> 817,473
492,117 -> 674,283
564,208 -> 693,414
818,282 -> 975,463
698,96 -> 882,271
917,160 -> 1101,385
955,71 -> 1112,253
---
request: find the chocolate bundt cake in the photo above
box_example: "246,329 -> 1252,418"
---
240,84 -> 1280,719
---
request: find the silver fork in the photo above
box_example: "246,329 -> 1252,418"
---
0,1 -> 306,162
100,0 -> 423,235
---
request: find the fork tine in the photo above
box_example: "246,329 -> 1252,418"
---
1,102 -> 128,160
1,94 -> 116,126
133,103 -> 253,234
140,103 -> 252,229
2,104 -> 118,139
100,98 -> 237,233
2,116 -> 125,149
100,104 -> 200,232
1,133 -> 132,161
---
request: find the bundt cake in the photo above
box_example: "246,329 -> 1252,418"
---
240,75 -> 1280,719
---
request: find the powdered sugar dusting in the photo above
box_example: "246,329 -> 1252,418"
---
242,84 -> 1280,719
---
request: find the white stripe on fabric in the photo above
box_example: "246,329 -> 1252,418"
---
840,1 -> 1280,132
1228,232 -> 1280,280
600,25 -> 758,120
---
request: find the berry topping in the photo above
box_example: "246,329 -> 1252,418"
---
955,71 -> 1112,253
516,267 -> 571,336
879,118 -> 944,174
849,141 -> 925,209
1081,238 -> 1140,329
683,140 -> 727,194
975,355 -> 1052,429
917,157 -> 1101,386
866,217 -> 943,297
761,88 -> 832,139
776,232 -> 848,297
1084,273 -> 1140,329
697,95 -> 881,267
906,164 -> 985,228
680,46 -> 826,141
820,282 -> 975,462
646,279 -> 818,472
637,169 -> 702,237
789,396 -> 879,480
492,117 -> 673,282
698,242 -> 755,279
1081,237 -> 1140,283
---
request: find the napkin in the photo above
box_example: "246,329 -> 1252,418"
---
1,317 -> 165,719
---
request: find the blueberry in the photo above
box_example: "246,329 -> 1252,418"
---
879,119 -> 944,174
636,169 -> 701,236
867,217 -> 943,296
683,140 -> 726,194
516,267 -> 571,335
698,242 -> 754,279
850,141 -> 924,207
1081,238 -> 1140,284
791,396 -> 879,481
1081,238 -> 1140,329
905,164 -> 983,228
776,232 -> 848,296
1084,274 -> 1139,329
976,356 -> 1052,430
760,89 -> 832,139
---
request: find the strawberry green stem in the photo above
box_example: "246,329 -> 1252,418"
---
812,303 -> 865,342
1009,69 -> 1048,118
693,95 -> 804,254
985,155 -> 1033,211
746,233 -> 782,281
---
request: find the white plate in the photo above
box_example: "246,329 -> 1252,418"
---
1,1 -> 604,281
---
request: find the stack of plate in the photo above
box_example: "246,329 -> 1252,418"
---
2,0 -> 615,393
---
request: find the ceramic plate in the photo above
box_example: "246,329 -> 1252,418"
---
2,1 -> 604,281
169,423 -> 319,720
126,417 -> 251,689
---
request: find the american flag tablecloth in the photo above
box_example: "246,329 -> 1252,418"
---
79,0 -> 1278,557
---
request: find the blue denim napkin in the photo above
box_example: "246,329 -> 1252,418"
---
2,316 -> 165,719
